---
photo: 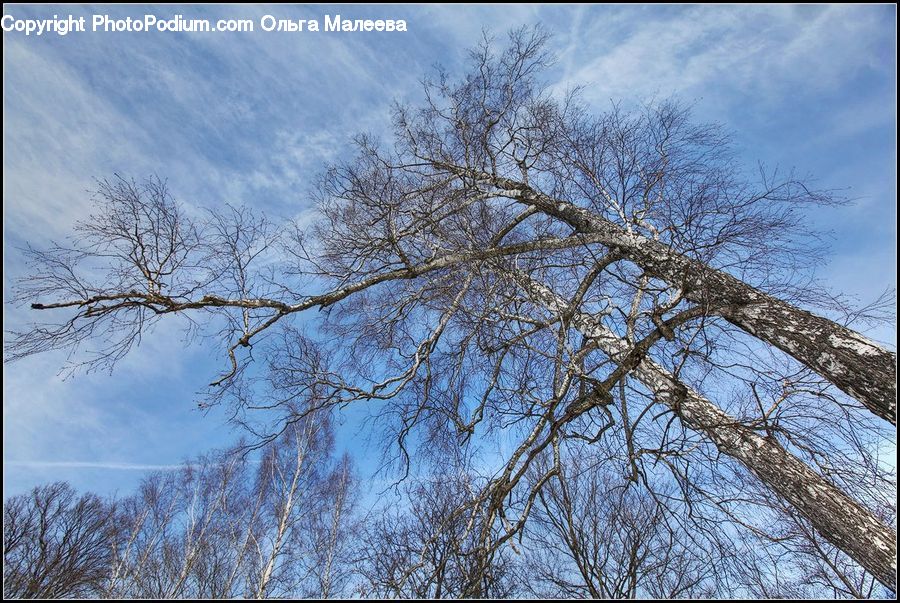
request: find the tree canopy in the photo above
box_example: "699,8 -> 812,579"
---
5,26 -> 896,596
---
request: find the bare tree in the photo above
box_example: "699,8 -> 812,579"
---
311,453 -> 359,599
6,26 -> 896,594
245,412 -> 356,599
4,483 -> 117,598
104,407 -> 357,599
3,412 -> 357,601
104,449 -> 257,598
515,271 -> 895,587
354,473 -> 519,599
521,447 -> 720,598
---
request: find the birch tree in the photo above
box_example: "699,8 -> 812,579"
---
103,408 -> 356,599
6,26 -> 896,594
515,270 -> 895,588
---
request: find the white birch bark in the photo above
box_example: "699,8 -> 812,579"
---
519,273 -> 897,590
483,174 -> 896,424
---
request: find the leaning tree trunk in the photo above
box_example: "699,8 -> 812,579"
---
478,172 -> 897,425
520,275 -> 897,590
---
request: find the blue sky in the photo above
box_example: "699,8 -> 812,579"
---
3,4 -> 896,498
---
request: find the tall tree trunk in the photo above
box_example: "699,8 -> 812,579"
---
520,275 -> 897,590
254,426 -> 311,599
480,172 -> 897,424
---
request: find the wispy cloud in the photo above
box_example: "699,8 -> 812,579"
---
555,5 -> 894,118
